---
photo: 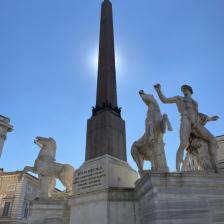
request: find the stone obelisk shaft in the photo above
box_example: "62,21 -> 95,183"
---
85,0 -> 127,161
96,0 -> 117,108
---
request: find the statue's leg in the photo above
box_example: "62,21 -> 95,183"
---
176,117 -> 191,172
194,124 -> 218,171
182,152 -> 190,171
162,114 -> 173,132
152,140 -> 169,172
131,142 -> 144,175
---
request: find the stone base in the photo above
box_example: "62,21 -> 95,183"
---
85,110 -> 127,161
73,154 -> 138,195
28,199 -> 70,224
135,172 -> 224,224
69,188 -> 136,224
69,155 -> 138,224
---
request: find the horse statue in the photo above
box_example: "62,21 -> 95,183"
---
23,136 -> 74,198
131,90 -> 172,176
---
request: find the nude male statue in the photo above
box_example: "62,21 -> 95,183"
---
154,83 -> 218,172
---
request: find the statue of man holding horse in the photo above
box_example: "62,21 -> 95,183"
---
154,83 -> 219,172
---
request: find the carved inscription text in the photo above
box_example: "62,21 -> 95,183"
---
74,166 -> 106,190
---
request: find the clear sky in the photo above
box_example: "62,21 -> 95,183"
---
1,0 -> 224,179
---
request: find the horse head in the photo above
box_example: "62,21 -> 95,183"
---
35,136 -> 56,160
139,90 -> 159,109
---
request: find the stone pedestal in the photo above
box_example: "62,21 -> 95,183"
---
85,111 -> 127,162
69,155 -> 138,224
135,172 -> 224,224
217,136 -> 224,170
28,199 -> 70,224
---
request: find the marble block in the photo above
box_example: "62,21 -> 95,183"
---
69,155 -> 138,224
135,172 -> 224,224
28,199 -> 70,224
73,154 -> 138,195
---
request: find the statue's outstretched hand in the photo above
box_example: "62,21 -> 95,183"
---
211,115 -> 219,121
154,83 -> 161,91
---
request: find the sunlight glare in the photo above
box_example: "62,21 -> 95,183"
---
89,47 -> 123,77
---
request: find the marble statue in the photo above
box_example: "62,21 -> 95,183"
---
0,115 -> 13,158
182,113 -> 219,171
154,84 -> 219,172
23,136 -> 74,198
131,90 -> 172,176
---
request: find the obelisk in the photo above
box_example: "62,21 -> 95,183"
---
85,0 -> 127,161
70,3 -> 137,223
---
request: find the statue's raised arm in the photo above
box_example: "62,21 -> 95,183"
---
154,84 -> 179,104
206,115 -> 219,122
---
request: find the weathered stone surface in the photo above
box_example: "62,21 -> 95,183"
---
28,199 -> 70,224
0,115 -> 13,158
182,114 -> 219,172
85,111 -> 127,162
69,155 -> 138,224
73,154 -> 137,195
217,136 -> 224,170
86,0 -> 127,162
131,90 -> 171,175
154,84 -> 219,172
96,0 -> 117,109
0,171 -> 40,223
135,172 -> 224,224
23,137 -> 74,199
69,188 -> 136,224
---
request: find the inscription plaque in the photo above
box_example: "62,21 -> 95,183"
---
74,166 -> 106,191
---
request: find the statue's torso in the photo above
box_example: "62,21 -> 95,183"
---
176,96 -> 198,124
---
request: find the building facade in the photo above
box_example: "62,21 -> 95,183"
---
0,170 -> 39,224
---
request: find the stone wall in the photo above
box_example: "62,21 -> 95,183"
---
135,172 -> 224,224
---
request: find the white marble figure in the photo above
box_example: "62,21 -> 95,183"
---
154,84 -> 219,172
23,137 -> 74,198
131,90 -> 172,176
182,113 -> 219,171
0,115 -> 13,158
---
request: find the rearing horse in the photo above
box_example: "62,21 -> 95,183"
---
131,90 -> 172,176
23,136 -> 74,198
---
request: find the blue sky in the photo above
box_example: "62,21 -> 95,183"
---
0,0 -> 224,178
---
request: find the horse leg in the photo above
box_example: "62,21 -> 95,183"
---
58,165 -> 74,194
131,142 -> 144,176
49,177 -> 56,197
